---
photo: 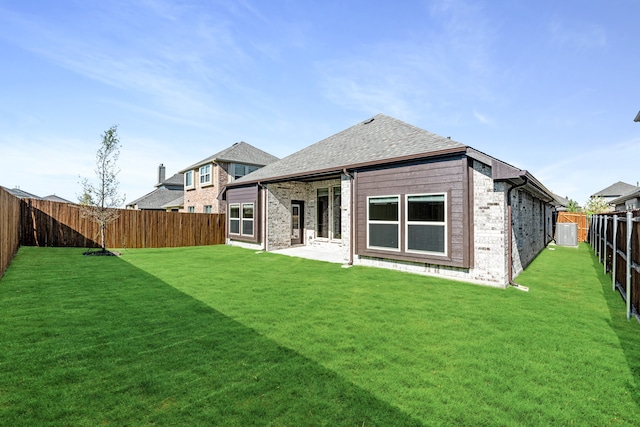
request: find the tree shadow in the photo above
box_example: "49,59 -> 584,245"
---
1,249 -> 423,426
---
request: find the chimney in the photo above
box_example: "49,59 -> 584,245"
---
158,164 -> 166,184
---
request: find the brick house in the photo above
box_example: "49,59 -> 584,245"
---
222,114 -> 559,288
179,142 -> 278,214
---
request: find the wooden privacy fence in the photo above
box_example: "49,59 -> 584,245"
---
590,210 -> 640,320
20,199 -> 226,249
0,187 -> 21,279
557,212 -> 588,242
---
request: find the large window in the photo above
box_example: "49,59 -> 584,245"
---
184,170 -> 193,188
229,203 -> 254,237
367,196 -> 399,250
229,205 -> 240,234
332,186 -> 342,239
317,188 -> 329,238
406,194 -> 446,255
232,164 -> 259,180
200,164 -> 211,185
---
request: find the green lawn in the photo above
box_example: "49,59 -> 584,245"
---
1,244 -> 639,426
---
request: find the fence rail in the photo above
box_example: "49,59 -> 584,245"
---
20,199 -> 226,249
0,192 -> 226,278
557,212 -> 588,242
590,210 -> 640,320
0,187 -> 21,279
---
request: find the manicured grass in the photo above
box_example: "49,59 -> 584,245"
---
1,244 -> 639,425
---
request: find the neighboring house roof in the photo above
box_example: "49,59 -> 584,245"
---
634,111 -> 640,122
41,194 -> 73,203
609,187 -> 640,205
126,186 -> 184,210
126,172 -> 184,210
3,187 -> 40,199
161,195 -> 185,209
236,114 -> 465,183
179,141 -> 279,172
591,181 -> 637,198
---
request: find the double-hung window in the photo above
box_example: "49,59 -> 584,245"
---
232,164 -> 259,180
199,164 -> 211,185
229,203 -> 254,237
367,196 -> 400,250
184,170 -> 194,188
406,194 -> 446,255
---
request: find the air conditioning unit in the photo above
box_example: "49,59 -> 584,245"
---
556,223 -> 578,247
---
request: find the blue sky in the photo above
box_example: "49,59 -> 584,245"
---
0,0 -> 638,206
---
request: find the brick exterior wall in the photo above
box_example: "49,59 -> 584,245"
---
265,177 -> 349,261
181,162 -> 229,214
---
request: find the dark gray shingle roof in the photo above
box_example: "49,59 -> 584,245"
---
180,141 -> 279,172
126,187 -> 184,210
236,114 -> 466,183
591,181 -> 637,198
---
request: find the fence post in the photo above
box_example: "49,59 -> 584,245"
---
626,211 -> 632,320
612,214 -> 618,291
603,216 -> 608,273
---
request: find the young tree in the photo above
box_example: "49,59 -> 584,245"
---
78,125 -> 125,252
566,199 -> 581,212
583,196 -> 610,215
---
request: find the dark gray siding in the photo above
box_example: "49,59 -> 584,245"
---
355,156 -> 471,268
226,185 -> 261,243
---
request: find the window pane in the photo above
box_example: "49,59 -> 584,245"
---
369,224 -> 399,249
242,204 -> 254,219
230,219 -> 240,234
242,219 -> 253,236
204,205 -> 212,213
185,171 -> 193,186
332,187 -> 341,239
317,188 -> 329,238
230,205 -> 240,219
247,165 -> 258,174
408,195 -> 444,222
369,197 -> 398,221
234,164 -> 245,179
407,224 -> 445,253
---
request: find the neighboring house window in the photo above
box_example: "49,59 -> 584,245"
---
204,205 -> 212,213
229,203 -> 254,237
367,196 -> 400,250
232,164 -> 259,180
200,164 -> 212,185
188,206 -> 195,213
185,171 -> 194,188
406,194 -> 446,255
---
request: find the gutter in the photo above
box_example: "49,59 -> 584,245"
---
506,177 -> 530,292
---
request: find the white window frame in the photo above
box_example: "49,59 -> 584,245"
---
229,203 -> 254,237
229,204 -> 240,235
204,205 -> 212,213
199,164 -> 212,185
184,170 -> 194,189
405,193 -> 447,256
241,203 -> 254,237
187,206 -> 195,213
366,195 -> 401,252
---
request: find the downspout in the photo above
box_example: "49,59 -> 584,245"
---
258,181 -> 267,252
343,168 -> 354,265
506,177 -> 529,291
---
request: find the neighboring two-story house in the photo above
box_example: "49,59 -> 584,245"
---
126,164 -> 184,211
179,142 -> 278,214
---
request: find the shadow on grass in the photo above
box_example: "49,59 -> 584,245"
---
590,249 -> 640,410
0,247 -> 422,426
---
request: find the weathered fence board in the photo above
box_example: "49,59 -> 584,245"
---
20,199 -> 226,249
0,187 -> 21,278
557,212 -> 588,242
590,210 -> 640,320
